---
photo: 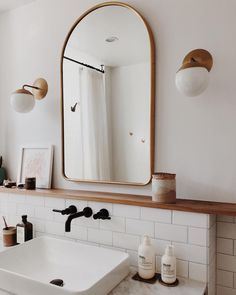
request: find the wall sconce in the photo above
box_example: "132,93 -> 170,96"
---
175,49 -> 213,97
10,78 -> 48,113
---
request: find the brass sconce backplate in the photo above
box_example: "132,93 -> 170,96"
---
32,78 -> 48,100
181,49 -> 213,72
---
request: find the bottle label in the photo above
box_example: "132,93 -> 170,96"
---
17,226 -> 25,244
138,255 -> 153,270
161,263 -> 175,278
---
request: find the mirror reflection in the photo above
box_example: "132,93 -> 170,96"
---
62,4 -> 154,184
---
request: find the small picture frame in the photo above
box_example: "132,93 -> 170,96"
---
17,145 -> 53,189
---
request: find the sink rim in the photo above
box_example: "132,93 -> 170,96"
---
0,236 -> 130,294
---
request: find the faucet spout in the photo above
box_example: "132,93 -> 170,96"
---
65,207 -> 93,232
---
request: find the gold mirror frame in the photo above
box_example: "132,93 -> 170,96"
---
60,1 -> 156,185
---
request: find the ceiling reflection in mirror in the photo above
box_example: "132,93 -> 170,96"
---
61,3 -> 155,185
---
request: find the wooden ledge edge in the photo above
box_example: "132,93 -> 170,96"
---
0,187 -> 236,216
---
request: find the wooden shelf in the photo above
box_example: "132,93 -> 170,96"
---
0,187 -> 236,216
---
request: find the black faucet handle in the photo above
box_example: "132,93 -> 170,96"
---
93,209 -> 111,220
83,207 -> 93,218
53,205 -> 77,215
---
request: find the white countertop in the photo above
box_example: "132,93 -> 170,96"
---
109,269 -> 206,295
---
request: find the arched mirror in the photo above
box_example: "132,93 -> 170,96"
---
61,2 -> 155,185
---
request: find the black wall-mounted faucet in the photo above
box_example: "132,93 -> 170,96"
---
53,205 -> 77,215
53,206 -> 93,232
93,209 -> 111,220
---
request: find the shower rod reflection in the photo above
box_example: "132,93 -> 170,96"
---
64,56 -> 105,74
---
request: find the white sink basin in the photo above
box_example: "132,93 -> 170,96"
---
0,237 -> 130,295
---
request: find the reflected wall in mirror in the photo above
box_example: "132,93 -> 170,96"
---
61,2 -> 155,185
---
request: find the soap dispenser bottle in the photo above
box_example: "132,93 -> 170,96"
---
161,245 -> 176,284
138,235 -> 156,279
16,215 -> 33,244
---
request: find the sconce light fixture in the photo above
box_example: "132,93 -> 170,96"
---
10,78 -> 48,113
175,49 -> 213,97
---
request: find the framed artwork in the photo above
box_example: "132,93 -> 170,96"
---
18,145 -> 54,189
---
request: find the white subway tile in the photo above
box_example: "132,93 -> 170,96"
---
113,204 -> 140,219
100,217 -> 125,233
65,199 -> 87,211
101,245 -> 125,252
217,222 -> 236,239
234,273 -> 236,289
155,223 -> 187,243
127,250 -> 138,267
217,253 -> 236,272
76,216 -> 100,228
176,259 -> 189,278
188,227 -> 208,246
126,218 -> 154,237
8,214 -> 19,226
113,232 -> 140,250
209,223 -> 216,247
45,221 -> 65,236
30,218 -> 45,233
173,242 -> 207,264
151,238 -> 170,255
155,255 -> 162,272
3,202 -> 17,216
88,201 -> 113,215
17,203 -> 34,217
65,225 -> 87,241
217,215 -> 234,223
172,211 -> 209,228
25,195 -> 44,206
217,286 -> 236,295
88,228 -> 112,246
209,214 -> 216,227
217,270 -> 233,288
35,206 -> 54,221
233,240 -> 236,256
189,262 -> 207,282
217,238 -> 233,255
9,193 -> 26,204
140,208 -> 171,223
45,197 -> 65,208
53,212 -> 67,223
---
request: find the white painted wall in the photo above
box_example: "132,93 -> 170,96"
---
0,0 -> 236,202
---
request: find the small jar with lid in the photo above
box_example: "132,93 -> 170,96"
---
152,173 -> 176,203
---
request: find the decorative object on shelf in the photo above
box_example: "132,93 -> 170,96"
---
175,49 -> 213,97
2,218 -> 16,247
25,177 -> 36,190
152,173 -> 176,203
10,78 -> 48,113
0,156 -> 6,185
17,145 -> 53,189
3,180 -> 16,188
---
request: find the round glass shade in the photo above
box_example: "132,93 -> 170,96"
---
175,67 -> 209,97
10,92 -> 35,113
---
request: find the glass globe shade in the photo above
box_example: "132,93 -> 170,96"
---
175,67 -> 210,97
10,90 -> 35,113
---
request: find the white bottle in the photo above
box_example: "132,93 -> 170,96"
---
161,245 -> 176,284
138,235 -> 155,279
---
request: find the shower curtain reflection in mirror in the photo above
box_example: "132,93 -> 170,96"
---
79,67 -> 111,180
